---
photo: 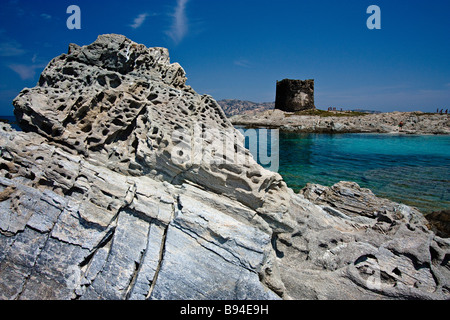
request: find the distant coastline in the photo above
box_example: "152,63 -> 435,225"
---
229,108 -> 450,135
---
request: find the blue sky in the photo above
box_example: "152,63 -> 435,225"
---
0,0 -> 449,115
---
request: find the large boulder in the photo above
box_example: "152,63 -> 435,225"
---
1,34 -> 293,300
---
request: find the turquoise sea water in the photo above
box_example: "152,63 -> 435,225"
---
238,127 -> 450,214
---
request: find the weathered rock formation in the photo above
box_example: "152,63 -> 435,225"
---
1,34 -> 294,300
275,79 -> 315,112
0,34 -> 448,300
295,182 -> 450,299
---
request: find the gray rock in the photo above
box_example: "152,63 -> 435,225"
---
1,34 -> 284,300
289,182 -> 450,299
150,224 -> 278,300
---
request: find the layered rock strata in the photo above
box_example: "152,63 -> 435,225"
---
1,34 -> 448,300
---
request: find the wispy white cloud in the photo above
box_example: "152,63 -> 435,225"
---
0,40 -> 26,57
234,59 -> 252,68
166,0 -> 190,44
8,63 -> 45,80
130,13 -> 149,29
40,13 -> 52,20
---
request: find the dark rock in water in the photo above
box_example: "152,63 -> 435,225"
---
0,34 -> 449,300
426,210 -> 450,238
275,79 -> 315,112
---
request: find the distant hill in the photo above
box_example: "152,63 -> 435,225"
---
216,100 -> 383,117
217,99 -> 274,117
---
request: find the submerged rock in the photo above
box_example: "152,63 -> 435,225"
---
0,34 -> 448,300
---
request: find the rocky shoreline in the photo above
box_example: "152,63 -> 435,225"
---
0,34 -> 449,300
230,109 -> 450,135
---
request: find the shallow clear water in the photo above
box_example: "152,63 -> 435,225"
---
237,127 -> 450,214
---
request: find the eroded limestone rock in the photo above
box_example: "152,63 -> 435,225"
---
1,34 -> 291,300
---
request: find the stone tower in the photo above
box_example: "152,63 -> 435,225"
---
275,79 -> 315,112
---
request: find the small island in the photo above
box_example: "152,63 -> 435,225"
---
230,108 -> 450,135
220,80 -> 449,135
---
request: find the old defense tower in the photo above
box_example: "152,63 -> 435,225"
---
275,79 -> 315,112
